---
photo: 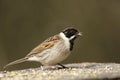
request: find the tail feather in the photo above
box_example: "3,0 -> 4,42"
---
4,57 -> 28,69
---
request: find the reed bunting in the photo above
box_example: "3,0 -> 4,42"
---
4,27 -> 82,69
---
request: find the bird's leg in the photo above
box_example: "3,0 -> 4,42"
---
40,65 -> 44,70
57,63 -> 68,68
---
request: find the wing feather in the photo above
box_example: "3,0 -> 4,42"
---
26,35 -> 60,57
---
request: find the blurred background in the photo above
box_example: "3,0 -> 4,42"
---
0,0 -> 120,70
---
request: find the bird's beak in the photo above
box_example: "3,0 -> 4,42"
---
77,32 -> 82,36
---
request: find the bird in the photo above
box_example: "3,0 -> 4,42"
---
4,27 -> 82,69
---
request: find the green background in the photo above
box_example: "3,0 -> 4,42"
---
0,0 -> 120,70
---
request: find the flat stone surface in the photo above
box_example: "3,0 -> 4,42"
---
0,63 -> 120,80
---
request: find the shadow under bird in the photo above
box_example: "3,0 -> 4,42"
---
4,27 -> 82,69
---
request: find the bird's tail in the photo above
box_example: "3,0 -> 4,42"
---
4,57 -> 28,69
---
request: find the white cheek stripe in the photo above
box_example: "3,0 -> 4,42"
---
69,35 -> 75,40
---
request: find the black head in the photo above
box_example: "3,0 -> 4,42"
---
62,27 -> 81,40
62,27 -> 82,51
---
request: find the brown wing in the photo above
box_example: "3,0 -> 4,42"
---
26,35 -> 60,57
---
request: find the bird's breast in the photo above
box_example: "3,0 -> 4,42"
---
39,40 -> 70,65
